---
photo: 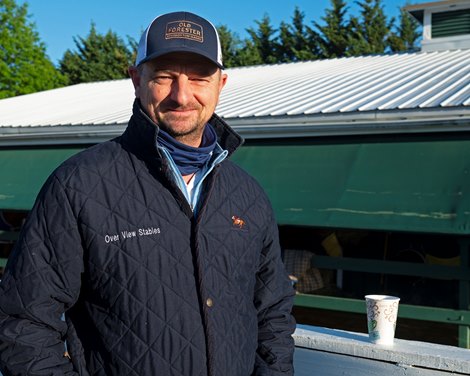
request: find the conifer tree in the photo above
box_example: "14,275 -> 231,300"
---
349,0 -> 394,55
59,23 -> 134,85
388,4 -> 420,52
245,14 -> 278,65
278,7 -> 319,62
216,25 -> 242,68
0,0 -> 66,98
233,40 -> 263,66
314,0 -> 352,58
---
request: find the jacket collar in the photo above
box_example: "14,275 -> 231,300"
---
121,99 -> 244,159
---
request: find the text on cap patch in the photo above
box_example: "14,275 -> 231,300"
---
165,21 -> 204,43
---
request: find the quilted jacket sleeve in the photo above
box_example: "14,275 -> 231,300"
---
0,175 -> 82,375
252,211 -> 296,376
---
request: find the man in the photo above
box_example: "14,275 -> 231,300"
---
0,11 -> 295,375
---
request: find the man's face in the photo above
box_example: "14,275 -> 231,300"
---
129,52 -> 227,147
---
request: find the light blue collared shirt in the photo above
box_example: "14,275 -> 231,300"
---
158,143 -> 228,216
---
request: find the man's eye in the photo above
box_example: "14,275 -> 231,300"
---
190,77 -> 209,83
154,76 -> 172,83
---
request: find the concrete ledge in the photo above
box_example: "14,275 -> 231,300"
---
294,325 -> 470,374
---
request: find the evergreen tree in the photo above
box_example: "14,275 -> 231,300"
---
278,7 -> 319,62
127,34 -> 139,66
245,14 -> 278,65
349,0 -> 394,55
314,0 -> 352,58
0,0 -> 66,99
388,4 -> 420,52
234,39 -> 263,66
216,25 -> 242,68
59,23 -> 134,85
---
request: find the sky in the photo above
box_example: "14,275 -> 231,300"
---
18,0 -> 412,64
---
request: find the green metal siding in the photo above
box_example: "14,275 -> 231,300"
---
432,9 -> 470,38
0,148 -> 81,210
231,136 -> 470,235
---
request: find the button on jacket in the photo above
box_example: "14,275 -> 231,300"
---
0,100 -> 296,376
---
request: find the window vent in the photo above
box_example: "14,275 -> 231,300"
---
432,9 -> 470,38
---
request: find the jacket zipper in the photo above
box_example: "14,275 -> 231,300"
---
191,164 -> 221,376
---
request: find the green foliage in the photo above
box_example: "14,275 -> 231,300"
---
216,25 -> 243,68
245,14 -> 278,65
348,0 -> 395,55
0,0 -> 66,99
314,0 -> 352,58
228,0 -> 420,66
59,23 -> 134,85
278,7 -> 319,62
388,3 -> 420,52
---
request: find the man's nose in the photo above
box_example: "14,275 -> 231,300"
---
170,75 -> 191,105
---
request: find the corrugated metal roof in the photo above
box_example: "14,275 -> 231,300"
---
0,49 -> 469,143
0,80 -> 135,127
217,49 -> 470,116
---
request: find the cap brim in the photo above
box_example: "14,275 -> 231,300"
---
137,48 -> 224,69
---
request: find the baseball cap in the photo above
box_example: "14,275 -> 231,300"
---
135,11 -> 224,69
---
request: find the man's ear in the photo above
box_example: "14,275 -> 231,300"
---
128,66 -> 141,96
219,72 -> 228,94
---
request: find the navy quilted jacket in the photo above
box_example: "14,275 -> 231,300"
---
0,100 -> 295,375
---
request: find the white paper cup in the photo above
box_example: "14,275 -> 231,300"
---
365,294 -> 400,345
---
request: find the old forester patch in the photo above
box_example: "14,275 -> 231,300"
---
165,21 -> 204,43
